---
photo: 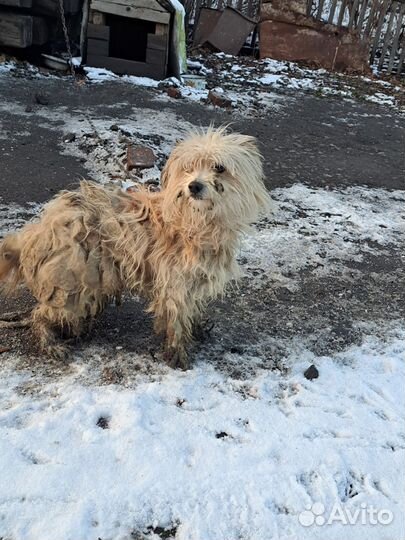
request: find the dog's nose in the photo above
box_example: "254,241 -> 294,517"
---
189,181 -> 204,196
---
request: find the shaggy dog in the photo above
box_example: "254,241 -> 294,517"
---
0,128 -> 269,369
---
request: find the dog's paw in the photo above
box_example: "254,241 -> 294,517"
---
45,343 -> 70,362
163,347 -> 190,371
192,320 -> 215,342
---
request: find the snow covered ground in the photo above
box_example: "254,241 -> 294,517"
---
0,54 -> 404,540
0,327 -> 404,540
0,180 -> 404,540
85,52 -> 405,112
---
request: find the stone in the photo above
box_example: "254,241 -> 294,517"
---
208,89 -> 233,108
167,86 -> 182,99
304,364 -> 319,380
34,92 -> 49,105
64,132 -> 76,143
96,416 -> 109,429
126,145 -> 156,171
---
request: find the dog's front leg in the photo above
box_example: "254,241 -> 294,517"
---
164,328 -> 189,370
159,296 -> 192,370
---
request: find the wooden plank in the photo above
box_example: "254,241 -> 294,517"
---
364,0 -> 378,36
337,0 -> 348,26
396,32 -> 405,75
370,0 -> 390,62
357,0 -> 369,30
90,0 -> 170,23
387,1 -> 405,72
348,0 -> 360,28
32,0 -> 80,14
32,15 -> 48,44
87,37 -> 109,54
90,9 -> 106,23
378,4 -> 396,69
86,53 -> 165,78
327,0 -> 338,23
92,0 -> 167,10
147,33 -> 167,50
0,0 -> 32,7
87,22 -> 110,39
0,12 -> 32,47
155,22 -> 168,35
316,0 -> 325,19
146,47 -> 166,65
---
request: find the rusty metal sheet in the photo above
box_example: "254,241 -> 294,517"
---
259,19 -> 369,73
193,7 -> 222,46
206,7 -> 257,55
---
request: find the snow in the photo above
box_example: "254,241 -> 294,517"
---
240,184 -> 405,285
0,61 -> 14,74
258,73 -> 285,85
0,179 -> 403,540
84,67 -> 159,88
365,93 -> 396,106
0,328 -> 403,540
0,52 -> 404,540
80,53 -> 404,114
0,201 -> 42,238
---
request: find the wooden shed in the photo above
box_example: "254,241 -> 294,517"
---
86,0 -> 175,79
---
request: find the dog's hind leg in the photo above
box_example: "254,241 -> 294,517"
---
0,318 -> 31,329
31,305 -> 71,360
0,309 -> 32,328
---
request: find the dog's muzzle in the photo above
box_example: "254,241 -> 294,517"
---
188,180 -> 205,200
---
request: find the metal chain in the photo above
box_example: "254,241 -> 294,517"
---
58,1 -> 128,180
58,0 -> 76,78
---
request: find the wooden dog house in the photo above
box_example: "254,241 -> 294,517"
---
86,0 -> 175,79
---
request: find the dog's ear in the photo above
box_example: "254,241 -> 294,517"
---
160,152 -> 182,223
160,160 -> 170,189
160,151 -> 178,190
238,134 -> 259,153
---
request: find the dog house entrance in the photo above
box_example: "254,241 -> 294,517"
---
106,15 -> 156,62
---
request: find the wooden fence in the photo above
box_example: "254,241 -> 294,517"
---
306,0 -> 405,75
185,0 -> 404,76
183,0 -> 260,23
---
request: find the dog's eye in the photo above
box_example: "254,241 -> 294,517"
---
214,164 -> 226,174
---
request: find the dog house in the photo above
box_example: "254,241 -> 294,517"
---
86,0 -> 176,79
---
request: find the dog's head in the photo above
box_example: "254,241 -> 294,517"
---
160,128 -> 270,229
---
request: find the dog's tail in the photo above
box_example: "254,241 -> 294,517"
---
0,233 -> 23,294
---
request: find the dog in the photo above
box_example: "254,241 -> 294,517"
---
0,127 -> 270,369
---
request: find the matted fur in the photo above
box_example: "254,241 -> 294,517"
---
0,127 -> 270,368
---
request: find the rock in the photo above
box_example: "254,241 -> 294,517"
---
64,132 -> 76,143
208,89 -> 233,108
34,92 -> 49,106
110,124 -> 119,131
304,364 -> 319,380
25,105 -> 33,113
127,145 -> 156,170
96,416 -> 109,429
167,86 -> 182,99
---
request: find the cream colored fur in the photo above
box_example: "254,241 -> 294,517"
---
0,128 -> 270,368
